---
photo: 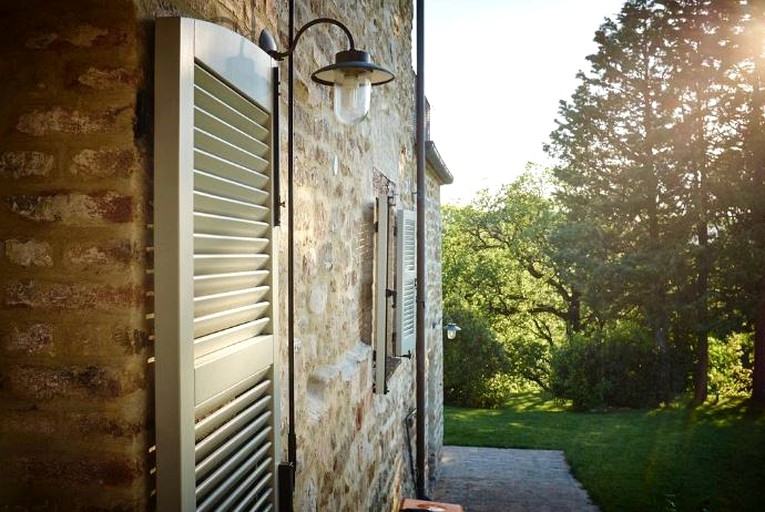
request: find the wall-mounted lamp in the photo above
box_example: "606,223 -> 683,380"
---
260,18 -> 394,124
259,10 -> 395,512
444,323 -> 462,340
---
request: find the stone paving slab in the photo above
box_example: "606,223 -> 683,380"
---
430,446 -> 600,512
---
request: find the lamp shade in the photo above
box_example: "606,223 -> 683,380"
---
444,323 -> 461,340
312,49 -> 394,124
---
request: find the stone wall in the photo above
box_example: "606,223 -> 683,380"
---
281,1 -> 423,509
0,0 -> 444,510
0,0 -> 152,508
425,167 -> 446,484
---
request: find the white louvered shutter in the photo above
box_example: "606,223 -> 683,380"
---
395,209 -> 417,356
154,18 -> 279,511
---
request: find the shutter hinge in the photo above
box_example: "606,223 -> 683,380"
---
386,288 -> 396,308
134,88 -> 152,140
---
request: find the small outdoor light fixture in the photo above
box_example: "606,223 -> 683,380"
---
444,323 -> 461,340
260,18 -> 394,124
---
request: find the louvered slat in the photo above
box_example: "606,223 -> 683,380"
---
195,129 -> 265,170
195,108 -> 269,158
194,65 -> 269,128
194,170 -> 270,206
195,234 -> 269,255
195,378 -> 272,440
193,302 -> 270,339
194,285 -> 270,318
195,318 -> 271,359
402,281 -> 416,332
195,213 -> 270,239
195,151 -> 269,190
234,475 -> 274,512
195,191 -> 269,222
199,456 -> 273,512
196,433 -> 272,503
210,465 -> 274,512
194,254 -> 270,276
195,409 -> 271,480
195,367 -> 269,420
194,270 -> 269,296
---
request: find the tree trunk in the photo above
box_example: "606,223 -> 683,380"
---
692,260 -> 709,406
753,294 -> 765,403
692,92 -> 710,406
692,331 -> 709,405
569,290 -> 582,333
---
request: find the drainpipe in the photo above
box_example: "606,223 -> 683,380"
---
414,0 -> 427,500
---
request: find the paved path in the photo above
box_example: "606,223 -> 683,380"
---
430,446 -> 600,512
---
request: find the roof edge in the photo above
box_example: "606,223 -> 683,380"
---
425,140 -> 453,185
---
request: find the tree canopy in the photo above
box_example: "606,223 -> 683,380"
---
443,0 -> 765,407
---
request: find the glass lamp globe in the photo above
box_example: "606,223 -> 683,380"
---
334,74 -> 372,125
312,49 -> 394,126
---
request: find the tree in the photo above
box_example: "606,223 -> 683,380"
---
546,0 -> 688,398
546,0 -> 765,403
713,0 -> 765,402
662,0 -> 745,404
442,306 -> 512,408
442,172 -> 580,390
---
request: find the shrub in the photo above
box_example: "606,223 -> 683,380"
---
550,321 -> 662,410
443,308 -> 512,408
709,332 -> 753,398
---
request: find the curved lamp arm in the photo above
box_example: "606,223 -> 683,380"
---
261,17 -> 355,61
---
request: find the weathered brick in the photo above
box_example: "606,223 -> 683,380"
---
3,323 -> 53,354
24,31 -> 59,50
4,238 -> 53,267
6,191 -> 134,224
4,280 -> 137,310
77,67 -> 138,90
25,24 -> 113,50
111,326 -> 150,354
75,411 -> 147,438
0,151 -> 54,178
70,147 -> 138,177
0,409 -> 145,439
16,106 -> 129,136
6,453 -> 143,486
6,364 -> 144,401
64,239 -> 135,271
64,23 -> 110,47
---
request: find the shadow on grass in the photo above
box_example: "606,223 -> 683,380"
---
501,391 -> 571,412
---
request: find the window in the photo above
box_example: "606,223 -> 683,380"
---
373,200 -> 417,388
153,18 -> 279,511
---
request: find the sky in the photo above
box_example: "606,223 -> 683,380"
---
422,0 -> 626,204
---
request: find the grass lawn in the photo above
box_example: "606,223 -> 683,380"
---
444,393 -> 765,511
